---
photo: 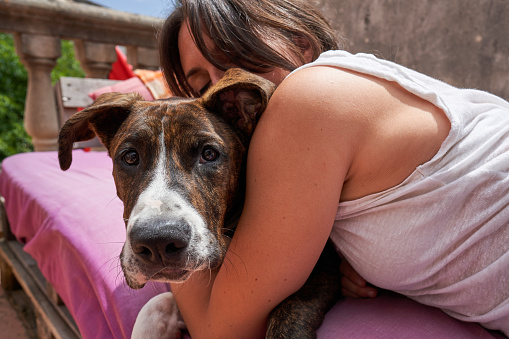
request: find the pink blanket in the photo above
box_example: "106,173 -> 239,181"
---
0,150 -> 504,338
0,150 -> 171,338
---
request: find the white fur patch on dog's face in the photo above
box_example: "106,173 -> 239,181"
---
120,129 -> 221,288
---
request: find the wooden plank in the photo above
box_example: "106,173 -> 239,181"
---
0,251 -> 20,291
8,241 -> 80,337
8,288 -> 37,338
0,240 -> 81,339
36,308 -> 55,339
46,280 -> 63,306
0,195 -> 14,241
55,77 -> 118,150
56,77 -> 120,111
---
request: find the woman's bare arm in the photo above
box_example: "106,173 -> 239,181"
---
169,66 -> 362,338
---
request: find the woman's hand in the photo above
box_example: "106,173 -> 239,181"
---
340,259 -> 378,298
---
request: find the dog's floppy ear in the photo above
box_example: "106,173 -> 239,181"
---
199,68 -> 277,138
58,92 -> 142,171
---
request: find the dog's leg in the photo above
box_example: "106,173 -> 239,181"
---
266,240 -> 342,339
132,292 -> 186,339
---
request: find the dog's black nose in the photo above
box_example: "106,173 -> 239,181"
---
129,218 -> 191,265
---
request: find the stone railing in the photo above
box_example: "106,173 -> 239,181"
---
3,0 -> 507,152
0,0 -> 164,151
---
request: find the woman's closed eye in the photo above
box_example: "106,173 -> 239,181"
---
199,81 -> 211,95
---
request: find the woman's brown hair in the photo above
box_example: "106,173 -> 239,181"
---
159,0 -> 341,97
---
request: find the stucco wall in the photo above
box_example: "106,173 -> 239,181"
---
315,0 -> 509,100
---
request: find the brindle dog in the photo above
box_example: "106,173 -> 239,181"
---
58,68 -> 341,338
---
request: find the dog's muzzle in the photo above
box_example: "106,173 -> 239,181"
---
120,188 -> 224,288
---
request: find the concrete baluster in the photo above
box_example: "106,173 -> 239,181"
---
74,40 -> 117,79
126,45 -> 160,71
14,33 -> 61,151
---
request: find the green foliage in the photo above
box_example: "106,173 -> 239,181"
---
52,39 -> 86,84
0,33 -> 85,161
0,33 -> 30,160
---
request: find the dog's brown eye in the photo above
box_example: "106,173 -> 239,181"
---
123,150 -> 139,166
201,147 -> 219,163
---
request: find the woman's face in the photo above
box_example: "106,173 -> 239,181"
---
178,22 -> 292,96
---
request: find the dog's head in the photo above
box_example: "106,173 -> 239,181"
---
58,69 -> 276,288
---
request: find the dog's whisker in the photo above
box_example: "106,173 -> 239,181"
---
148,280 -> 164,294
220,232 -> 233,240
93,249 -> 124,279
116,268 -> 133,294
105,196 -> 120,209
208,260 -> 213,285
225,249 -> 247,278
218,227 -> 236,238
220,255 -> 236,277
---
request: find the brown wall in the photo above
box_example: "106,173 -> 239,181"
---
315,0 -> 509,100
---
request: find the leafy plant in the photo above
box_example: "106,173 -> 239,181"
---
0,33 -> 85,161
0,33 -> 30,160
52,38 -> 86,84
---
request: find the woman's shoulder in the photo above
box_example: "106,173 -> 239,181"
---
261,63 -> 451,201
260,65 -> 374,139
273,62 -> 448,134
268,64 -> 400,130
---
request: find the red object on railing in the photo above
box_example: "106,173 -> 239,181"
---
108,46 -> 136,80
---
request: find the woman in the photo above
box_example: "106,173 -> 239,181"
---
159,0 -> 509,337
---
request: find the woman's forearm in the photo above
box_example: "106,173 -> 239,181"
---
170,271 -> 217,338
171,263 -> 268,339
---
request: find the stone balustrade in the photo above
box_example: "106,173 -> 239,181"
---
2,0 -> 508,151
0,0 -> 163,151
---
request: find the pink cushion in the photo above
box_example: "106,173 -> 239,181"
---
88,76 -> 154,101
318,291 -> 505,338
0,151 -> 170,339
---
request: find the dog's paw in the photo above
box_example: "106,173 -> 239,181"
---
132,292 -> 185,339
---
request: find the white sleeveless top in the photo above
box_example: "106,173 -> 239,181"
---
293,51 -> 509,334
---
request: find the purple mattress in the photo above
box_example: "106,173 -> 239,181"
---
0,150 -> 504,338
